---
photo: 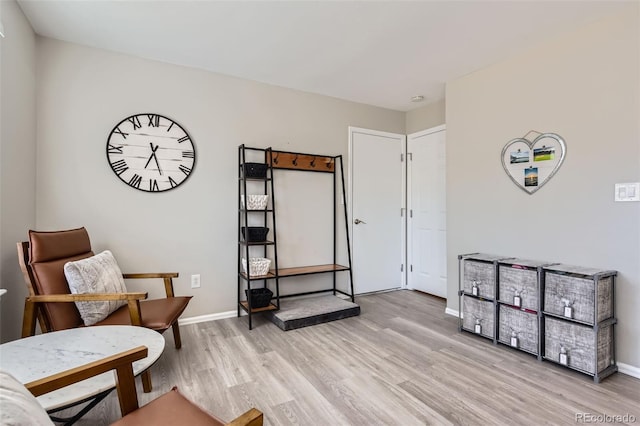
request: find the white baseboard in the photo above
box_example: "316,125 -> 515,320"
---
618,362 -> 640,379
445,307 -> 460,318
178,310 -> 237,325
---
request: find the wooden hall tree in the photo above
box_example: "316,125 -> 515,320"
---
237,145 -> 354,330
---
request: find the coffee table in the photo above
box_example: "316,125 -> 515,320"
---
0,325 -> 165,423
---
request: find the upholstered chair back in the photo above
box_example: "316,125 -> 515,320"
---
25,227 -> 93,330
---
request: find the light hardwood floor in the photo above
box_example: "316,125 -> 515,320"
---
63,290 -> 639,425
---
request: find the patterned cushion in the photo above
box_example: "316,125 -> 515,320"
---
64,250 -> 128,326
0,370 -> 53,426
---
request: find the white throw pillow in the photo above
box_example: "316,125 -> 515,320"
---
64,250 -> 128,326
0,370 -> 54,426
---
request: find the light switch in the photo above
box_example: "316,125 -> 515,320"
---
615,183 -> 640,202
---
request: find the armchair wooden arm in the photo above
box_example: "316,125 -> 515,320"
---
26,292 -> 148,302
122,273 -> 179,298
22,292 -> 148,338
23,346 -> 264,425
226,408 -> 264,426
27,346 -> 148,416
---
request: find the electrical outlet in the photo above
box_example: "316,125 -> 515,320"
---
191,274 -> 201,289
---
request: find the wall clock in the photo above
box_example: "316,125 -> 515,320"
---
106,113 -> 196,192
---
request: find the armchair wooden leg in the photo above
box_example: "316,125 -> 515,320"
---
22,299 -> 37,338
142,370 -> 152,393
172,322 -> 183,349
115,363 -> 140,416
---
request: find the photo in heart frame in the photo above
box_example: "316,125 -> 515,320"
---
501,132 -> 566,194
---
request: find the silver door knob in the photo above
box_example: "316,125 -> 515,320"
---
354,219 -> 367,224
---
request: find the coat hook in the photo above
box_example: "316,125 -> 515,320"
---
292,154 -> 298,166
273,153 -> 279,165
310,156 -> 316,167
326,158 -> 333,169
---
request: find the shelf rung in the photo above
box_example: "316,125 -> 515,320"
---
239,240 -> 275,246
239,301 -> 278,313
273,264 -> 350,277
239,271 -> 277,280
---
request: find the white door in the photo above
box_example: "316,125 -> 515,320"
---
407,125 -> 447,297
349,127 -> 405,294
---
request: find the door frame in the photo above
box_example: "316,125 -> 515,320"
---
406,124 -> 447,294
348,126 -> 407,291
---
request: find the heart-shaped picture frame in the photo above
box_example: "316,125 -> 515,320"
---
501,133 -> 566,194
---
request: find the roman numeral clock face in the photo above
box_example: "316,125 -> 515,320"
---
106,114 -> 196,192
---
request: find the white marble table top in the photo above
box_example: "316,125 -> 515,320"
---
0,325 -> 165,411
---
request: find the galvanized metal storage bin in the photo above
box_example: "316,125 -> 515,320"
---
543,265 -> 615,325
462,296 -> 495,339
498,304 -> 539,355
543,317 -> 615,377
460,253 -> 510,300
498,258 -> 553,311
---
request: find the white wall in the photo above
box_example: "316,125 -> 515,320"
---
446,6 -> 639,368
34,38 -> 405,325
0,0 -> 37,343
405,100 -> 446,134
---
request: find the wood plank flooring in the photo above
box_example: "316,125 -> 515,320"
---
59,290 -> 640,425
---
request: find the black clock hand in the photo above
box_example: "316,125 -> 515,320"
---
143,143 -> 157,169
144,143 -> 163,175
154,151 -> 163,176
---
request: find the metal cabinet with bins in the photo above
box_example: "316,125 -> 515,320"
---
496,258 -> 555,357
458,253 -> 513,342
542,264 -> 617,383
458,254 -> 618,382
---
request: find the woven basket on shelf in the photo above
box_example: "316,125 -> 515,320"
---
241,227 -> 269,242
241,257 -> 271,277
244,163 -> 268,178
241,195 -> 268,210
245,288 -> 273,308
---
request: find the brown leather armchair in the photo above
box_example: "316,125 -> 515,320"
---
18,227 -> 192,391
22,346 -> 263,426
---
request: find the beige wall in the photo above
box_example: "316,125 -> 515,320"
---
446,6 -> 639,368
0,0 -> 37,343
33,38 -> 404,327
405,100 -> 446,134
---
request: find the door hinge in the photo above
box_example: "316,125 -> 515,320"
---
401,153 -> 404,162
401,264 -> 404,272
408,152 -> 413,161
401,208 -> 405,217
410,265 -> 413,272
410,209 -> 413,218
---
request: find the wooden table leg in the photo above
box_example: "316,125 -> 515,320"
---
142,370 -> 152,393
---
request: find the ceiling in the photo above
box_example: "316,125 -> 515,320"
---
16,0 -> 631,112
